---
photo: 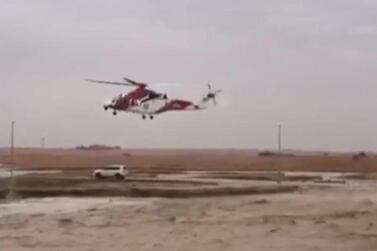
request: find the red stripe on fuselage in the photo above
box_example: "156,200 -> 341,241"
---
156,99 -> 193,114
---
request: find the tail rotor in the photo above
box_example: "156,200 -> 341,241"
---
203,83 -> 222,106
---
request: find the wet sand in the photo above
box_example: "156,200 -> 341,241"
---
1,172 -> 377,251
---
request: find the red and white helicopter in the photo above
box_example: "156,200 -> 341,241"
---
86,77 -> 222,119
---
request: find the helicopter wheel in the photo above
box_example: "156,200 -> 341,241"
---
104,106 -> 108,111
142,115 -> 146,120
113,110 -> 117,116
149,115 -> 154,120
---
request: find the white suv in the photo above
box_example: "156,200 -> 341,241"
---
93,164 -> 128,180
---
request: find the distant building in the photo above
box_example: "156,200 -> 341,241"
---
258,151 -> 295,158
76,144 -> 121,151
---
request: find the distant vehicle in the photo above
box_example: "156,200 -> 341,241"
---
93,164 -> 128,180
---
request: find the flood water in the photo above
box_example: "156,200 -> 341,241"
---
0,169 -> 61,178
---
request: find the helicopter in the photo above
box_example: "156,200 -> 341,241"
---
86,77 -> 222,120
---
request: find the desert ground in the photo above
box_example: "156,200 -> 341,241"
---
1,148 -> 377,171
0,148 -> 377,251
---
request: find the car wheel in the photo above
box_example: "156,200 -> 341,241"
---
95,173 -> 103,179
115,173 -> 124,180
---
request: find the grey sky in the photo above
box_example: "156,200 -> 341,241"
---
1,0 -> 377,151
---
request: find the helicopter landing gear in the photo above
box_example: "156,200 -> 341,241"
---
142,115 -> 154,120
113,110 -> 117,116
104,105 -> 109,111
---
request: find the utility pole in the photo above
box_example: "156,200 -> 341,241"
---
10,121 -> 15,178
7,121 -> 15,200
278,124 -> 282,153
41,137 -> 45,148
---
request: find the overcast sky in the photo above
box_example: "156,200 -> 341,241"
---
1,0 -> 377,151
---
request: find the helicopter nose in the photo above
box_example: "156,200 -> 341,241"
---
103,101 -> 111,109
111,97 -> 120,105
103,99 -> 116,109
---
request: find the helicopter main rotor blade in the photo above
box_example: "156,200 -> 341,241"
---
123,77 -> 147,87
85,79 -> 135,87
207,83 -> 212,91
